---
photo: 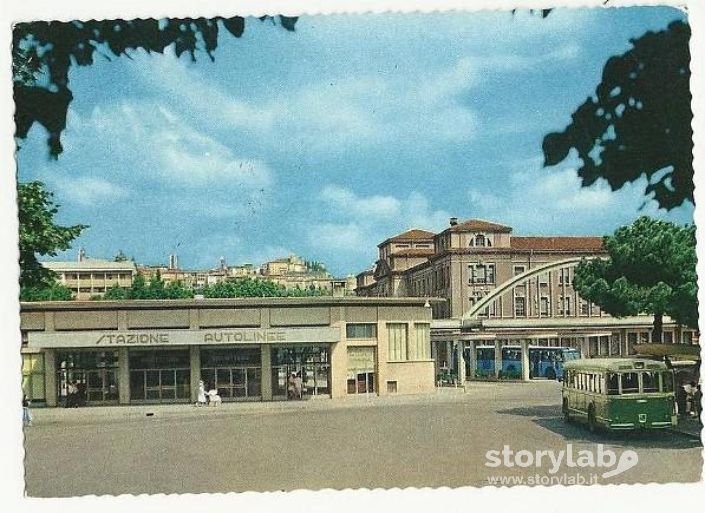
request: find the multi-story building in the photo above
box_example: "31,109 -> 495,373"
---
42,252 -> 136,300
356,218 -> 698,380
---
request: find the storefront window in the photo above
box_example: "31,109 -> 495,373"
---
201,348 -> 262,401
129,349 -> 190,403
57,350 -> 119,405
271,346 -> 330,398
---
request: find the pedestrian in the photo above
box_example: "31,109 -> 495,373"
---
694,384 -> 702,422
66,381 -> 77,408
676,384 -> 688,417
287,373 -> 296,400
22,395 -> 32,427
196,380 -> 207,407
294,372 -> 303,400
688,381 -> 699,417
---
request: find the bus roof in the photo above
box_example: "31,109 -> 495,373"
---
563,358 -> 669,372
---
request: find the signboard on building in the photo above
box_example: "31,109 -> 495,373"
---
28,327 -> 340,349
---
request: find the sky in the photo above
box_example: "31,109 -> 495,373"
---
16,6 -> 693,277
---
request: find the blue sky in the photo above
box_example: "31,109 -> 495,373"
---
17,7 -> 693,276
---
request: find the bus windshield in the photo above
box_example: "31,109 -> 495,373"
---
642,371 -> 659,393
606,373 -> 619,395
621,372 -> 640,394
662,371 -> 674,393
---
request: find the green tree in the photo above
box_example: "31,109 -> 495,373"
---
20,282 -> 73,302
18,181 -> 87,291
543,20 -> 692,210
573,216 -> 697,343
13,16 -> 297,158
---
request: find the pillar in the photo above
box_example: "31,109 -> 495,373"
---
467,340 -> 477,379
44,349 -> 57,407
455,340 -> 466,386
118,347 -> 130,405
189,346 -> 201,403
329,341 -> 347,399
260,345 -> 272,401
520,339 -> 530,382
494,339 -> 502,379
445,340 -> 453,371
580,337 -> 589,359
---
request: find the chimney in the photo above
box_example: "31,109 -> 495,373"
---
449,217 -> 458,227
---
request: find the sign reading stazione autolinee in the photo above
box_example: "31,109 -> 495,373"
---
28,327 -> 341,348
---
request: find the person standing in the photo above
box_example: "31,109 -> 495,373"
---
196,380 -> 207,407
22,395 -> 32,427
693,384 -> 702,421
676,384 -> 688,417
294,372 -> 303,400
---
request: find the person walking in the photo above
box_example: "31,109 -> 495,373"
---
676,384 -> 688,417
196,380 -> 207,407
22,395 -> 32,427
694,384 -> 702,423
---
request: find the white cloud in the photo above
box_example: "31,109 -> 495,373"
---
310,185 -> 451,257
47,175 -> 128,207
133,51 -> 480,154
467,165 -> 691,235
85,102 -> 273,189
320,185 -> 401,219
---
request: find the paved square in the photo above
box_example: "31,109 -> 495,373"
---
24,382 -> 702,496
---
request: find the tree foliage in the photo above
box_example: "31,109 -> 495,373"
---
20,282 -> 73,302
574,217 -> 697,341
203,278 -> 330,298
102,272 -> 193,300
543,20 -> 692,210
13,15 -> 297,158
18,181 -> 87,290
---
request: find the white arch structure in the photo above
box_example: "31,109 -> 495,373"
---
461,257 -> 605,322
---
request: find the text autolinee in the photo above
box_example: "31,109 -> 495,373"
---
95,330 -> 287,345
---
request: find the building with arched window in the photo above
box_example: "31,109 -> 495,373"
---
355,218 -> 699,382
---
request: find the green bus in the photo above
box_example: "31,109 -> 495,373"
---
562,358 -> 676,432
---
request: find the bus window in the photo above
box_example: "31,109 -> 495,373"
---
642,371 -> 659,393
661,372 -> 674,393
621,372 -> 639,394
607,373 -> 619,395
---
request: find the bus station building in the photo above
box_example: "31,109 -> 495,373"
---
20,297 -> 435,407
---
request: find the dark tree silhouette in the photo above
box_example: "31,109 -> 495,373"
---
13,15 -> 297,158
542,20 -> 692,210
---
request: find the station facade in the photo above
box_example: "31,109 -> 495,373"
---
20,297 -> 435,406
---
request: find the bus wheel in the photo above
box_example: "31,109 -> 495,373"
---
546,368 -> 556,380
562,399 -> 571,423
588,405 -> 598,433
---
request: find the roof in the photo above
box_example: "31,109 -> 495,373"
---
446,219 -> 513,233
564,357 -> 669,372
510,236 -> 604,252
379,229 -> 435,247
391,248 -> 435,258
42,259 -> 136,272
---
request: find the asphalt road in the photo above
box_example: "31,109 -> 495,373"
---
24,382 -> 703,496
